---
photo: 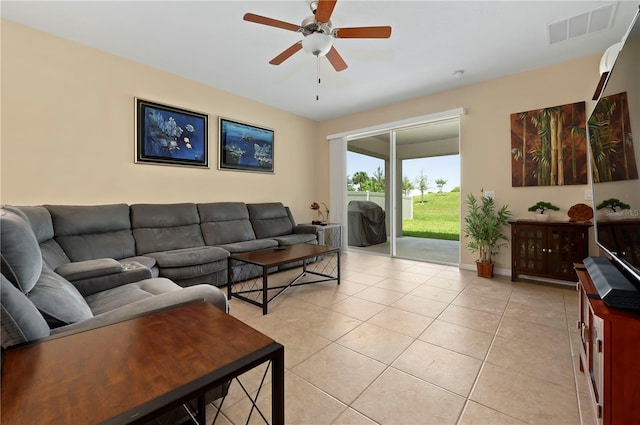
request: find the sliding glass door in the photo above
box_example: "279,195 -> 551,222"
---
343,118 -> 460,264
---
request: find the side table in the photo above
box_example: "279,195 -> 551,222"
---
304,223 -> 342,249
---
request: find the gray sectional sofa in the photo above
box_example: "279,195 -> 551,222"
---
0,207 -> 229,347
1,201 -> 315,343
11,201 -> 317,288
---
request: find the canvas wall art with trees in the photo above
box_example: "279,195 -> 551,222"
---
510,101 -> 587,186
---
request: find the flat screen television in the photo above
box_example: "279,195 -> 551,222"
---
586,6 -> 640,311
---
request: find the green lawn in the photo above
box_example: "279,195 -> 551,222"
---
402,192 -> 460,240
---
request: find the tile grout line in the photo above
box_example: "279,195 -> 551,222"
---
453,279 -> 516,425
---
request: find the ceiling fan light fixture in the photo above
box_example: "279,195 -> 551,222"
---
302,32 -> 333,56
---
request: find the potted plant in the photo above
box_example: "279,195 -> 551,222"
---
463,189 -> 512,278
528,201 -> 560,221
596,198 -> 630,219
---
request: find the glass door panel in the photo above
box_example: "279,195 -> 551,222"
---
346,133 -> 392,256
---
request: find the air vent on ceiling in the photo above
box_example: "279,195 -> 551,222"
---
548,3 -> 616,44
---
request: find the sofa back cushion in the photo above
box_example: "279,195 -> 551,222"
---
247,202 -> 294,239
198,202 -> 257,245
10,206 -> 70,270
130,203 -> 205,255
1,274 -> 50,347
29,268 -> 93,328
0,209 -> 42,293
46,204 -> 136,262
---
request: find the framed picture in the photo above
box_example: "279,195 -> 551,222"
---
219,117 -> 274,173
135,98 -> 208,168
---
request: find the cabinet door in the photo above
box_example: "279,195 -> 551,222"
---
514,225 -> 546,275
589,311 -> 605,425
578,283 -> 589,368
547,227 -> 586,281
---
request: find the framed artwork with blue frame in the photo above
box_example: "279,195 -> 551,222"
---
219,117 -> 274,173
135,98 -> 208,168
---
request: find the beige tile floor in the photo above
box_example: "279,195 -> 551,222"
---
208,251 -> 596,425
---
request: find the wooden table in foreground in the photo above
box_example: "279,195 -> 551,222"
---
1,301 -> 284,425
228,243 -> 340,314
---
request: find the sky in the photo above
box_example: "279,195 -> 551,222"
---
347,151 -> 461,192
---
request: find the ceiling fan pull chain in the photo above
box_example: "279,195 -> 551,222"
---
316,56 -> 320,101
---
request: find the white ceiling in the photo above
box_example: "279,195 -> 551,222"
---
2,1 -> 639,122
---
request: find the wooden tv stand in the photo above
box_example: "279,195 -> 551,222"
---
575,263 -> 640,425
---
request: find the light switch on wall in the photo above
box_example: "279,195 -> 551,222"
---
585,190 -> 593,200
484,191 -> 495,199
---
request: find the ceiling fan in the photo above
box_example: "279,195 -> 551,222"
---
243,0 -> 392,72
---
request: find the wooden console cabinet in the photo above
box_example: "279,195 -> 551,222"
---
510,220 -> 591,282
575,263 -> 640,425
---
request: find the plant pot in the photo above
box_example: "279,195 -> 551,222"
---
534,213 -> 550,221
476,261 -> 494,278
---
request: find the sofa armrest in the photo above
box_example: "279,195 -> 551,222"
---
57,260 -> 153,297
294,225 -> 319,235
55,258 -> 123,281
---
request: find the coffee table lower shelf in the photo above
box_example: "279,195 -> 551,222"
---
228,244 -> 340,314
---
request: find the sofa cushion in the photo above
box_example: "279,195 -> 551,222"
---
77,280 -> 228,322
198,202 -> 257,245
0,209 -> 43,293
145,246 -> 229,268
6,206 -> 71,270
217,239 -> 278,253
10,206 -> 54,243
1,274 -> 50,347
46,204 -> 137,262
130,203 -> 205,254
247,202 -> 294,239
84,277 -> 181,315
29,268 -> 93,328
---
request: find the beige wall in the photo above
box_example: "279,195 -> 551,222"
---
1,20 -> 320,222
2,19 -> 611,273
318,54 -> 603,271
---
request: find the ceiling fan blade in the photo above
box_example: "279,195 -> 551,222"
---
315,0 -> 337,23
334,26 -> 392,38
243,13 -> 301,32
269,42 -> 303,65
325,46 -> 348,72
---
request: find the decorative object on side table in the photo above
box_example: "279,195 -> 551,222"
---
527,201 -> 560,221
219,117 -> 274,173
310,202 -> 329,225
567,203 -> 594,222
135,98 -> 208,168
596,198 -> 631,219
463,189 -> 512,278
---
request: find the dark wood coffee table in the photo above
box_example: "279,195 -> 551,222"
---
228,243 -> 340,314
1,301 -> 284,425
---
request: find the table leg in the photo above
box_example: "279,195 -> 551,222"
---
227,259 -> 233,300
262,265 -> 268,315
197,394 -> 206,424
272,345 -> 285,425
